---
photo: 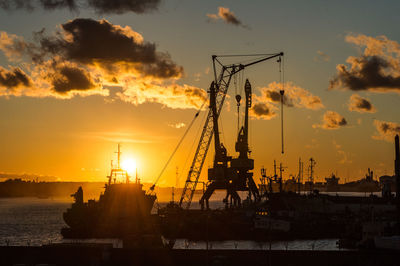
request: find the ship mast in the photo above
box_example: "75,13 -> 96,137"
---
116,143 -> 121,170
108,144 -> 130,185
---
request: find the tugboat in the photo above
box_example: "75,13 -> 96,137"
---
61,144 -> 157,241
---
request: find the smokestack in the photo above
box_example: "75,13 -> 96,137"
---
395,135 -> 400,201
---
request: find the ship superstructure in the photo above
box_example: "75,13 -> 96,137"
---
62,145 -> 157,239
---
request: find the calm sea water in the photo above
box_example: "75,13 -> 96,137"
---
0,197 -> 69,246
0,197 -> 343,250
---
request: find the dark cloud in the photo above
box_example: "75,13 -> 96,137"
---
0,0 -> 75,11
34,18 -> 183,79
0,66 -> 31,89
87,0 -> 160,14
330,34 -> 400,93
1,19 -> 183,79
39,0 -> 76,10
348,94 -> 376,113
207,7 -> 249,29
0,20 -> 203,108
313,111 -> 347,130
0,0 -> 34,10
0,0 -> 159,14
218,7 -> 241,25
264,89 -> 293,107
265,90 -> 281,102
354,98 -> 373,110
259,82 -> 324,110
373,120 -> 400,142
330,56 -> 400,92
49,64 -> 98,94
179,85 -> 207,101
250,103 -> 276,120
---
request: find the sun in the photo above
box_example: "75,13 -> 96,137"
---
121,158 -> 137,174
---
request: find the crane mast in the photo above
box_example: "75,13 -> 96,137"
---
235,79 -> 251,159
179,52 -> 283,209
178,65 -> 235,209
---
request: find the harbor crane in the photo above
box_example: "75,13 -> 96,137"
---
179,52 -> 284,209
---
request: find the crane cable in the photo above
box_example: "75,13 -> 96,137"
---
234,74 -> 240,134
282,56 -> 285,154
279,55 -> 285,155
148,99 -> 207,193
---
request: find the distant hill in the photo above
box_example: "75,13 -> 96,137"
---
0,179 -> 200,202
0,179 -> 104,199
0,173 -> 60,182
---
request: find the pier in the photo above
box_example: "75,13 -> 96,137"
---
1,246 -> 399,266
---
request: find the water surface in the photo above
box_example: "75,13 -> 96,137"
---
0,197 -> 342,250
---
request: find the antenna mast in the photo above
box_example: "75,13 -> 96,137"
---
308,158 -> 316,192
116,143 -> 121,170
280,89 -> 284,154
298,158 -> 303,194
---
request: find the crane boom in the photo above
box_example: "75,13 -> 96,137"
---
179,52 -> 283,209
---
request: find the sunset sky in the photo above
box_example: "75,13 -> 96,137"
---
0,0 -> 399,186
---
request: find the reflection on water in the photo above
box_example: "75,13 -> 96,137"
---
0,197 -> 353,249
0,197 -> 70,246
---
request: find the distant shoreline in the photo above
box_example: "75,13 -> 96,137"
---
1,178 -> 394,203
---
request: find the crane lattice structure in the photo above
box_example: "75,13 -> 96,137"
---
179,52 -> 284,209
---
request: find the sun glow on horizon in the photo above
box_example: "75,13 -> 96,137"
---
121,158 -> 137,174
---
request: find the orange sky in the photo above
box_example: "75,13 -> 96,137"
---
0,1 -> 399,186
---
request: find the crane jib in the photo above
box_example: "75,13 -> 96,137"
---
179,52 -> 283,209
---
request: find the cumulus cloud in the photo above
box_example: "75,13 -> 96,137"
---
207,7 -> 248,29
87,0 -> 160,14
0,0 -> 159,14
0,0 -> 34,10
0,31 -> 32,60
0,66 -> 31,90
348,94 -> 376,113
0,19 -> 206,109
117,81 -> 207,109
40,59 -> 103,95
249,102 -> 277,120
330,34 -> 400,93
249,81 -> 323,120
31,18 -> 183,79
0,26 -> 109,98
0,59 -> 107,98
313,111 -> 347,130
258,81 -> 324,110
373,120 -> 400,142
39,0 -> 77,10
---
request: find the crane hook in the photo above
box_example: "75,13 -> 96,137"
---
235,94 -> 242,106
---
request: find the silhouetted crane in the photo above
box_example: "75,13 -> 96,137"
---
179,52 -> 284,209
